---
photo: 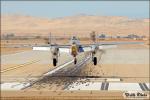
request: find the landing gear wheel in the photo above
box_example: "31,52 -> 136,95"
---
53,58 -> 57,66
74,58 -> 77,64
93,57 -> 97,65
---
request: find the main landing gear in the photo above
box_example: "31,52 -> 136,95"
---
53,58 -> 57,66
51,47 -> 59,66
93,57 -> 97,65
92,51 -> 97,66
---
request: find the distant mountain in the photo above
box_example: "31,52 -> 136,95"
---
1,14 -> 149,36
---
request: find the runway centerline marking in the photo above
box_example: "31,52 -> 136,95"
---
43,59 -> 74,76
21,55 -> 91,90
1,59 -> 41,73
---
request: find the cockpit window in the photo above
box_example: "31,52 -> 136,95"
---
72,36 -> 77,40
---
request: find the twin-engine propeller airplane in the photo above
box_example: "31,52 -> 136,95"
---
33,35 -> 143,66
33,36 -> 100,66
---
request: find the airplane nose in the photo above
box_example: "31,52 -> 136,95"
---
71,45 -> 77,57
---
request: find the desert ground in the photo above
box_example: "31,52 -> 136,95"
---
1,38 -> 149,99
1,15 -> 149,36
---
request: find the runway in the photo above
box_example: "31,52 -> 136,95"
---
1,50 -> 91,90
1,48 -> 149,92
1,81 -> 149,91
1,59 -> 41,73
1,50 -> 73,82
67,81 -> 149,91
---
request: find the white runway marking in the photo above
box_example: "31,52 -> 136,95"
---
44,55 -> 91,76
146,83 -> 150,89
68,82 -> 102,90
1,82 -> 30,90
109,83 -> 142,91
67,82 -> 150,91
44,60 -> 74,76
106,78 -> 121,82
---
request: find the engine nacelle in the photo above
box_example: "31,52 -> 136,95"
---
91,45 -> 99,53
51,46 -> 59,66
51,47 -> 59,59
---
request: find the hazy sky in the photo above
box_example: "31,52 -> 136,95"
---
1,1 -> 149,19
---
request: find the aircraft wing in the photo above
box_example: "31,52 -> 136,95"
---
77,45 -> 117,52
33,46 -> 51,51
81,41 -> 144,51
32,45 -> 71,53
33,41 -> 143,53
83,41 -> 143,46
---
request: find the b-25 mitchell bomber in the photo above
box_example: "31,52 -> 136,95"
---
33,35 -> 143,66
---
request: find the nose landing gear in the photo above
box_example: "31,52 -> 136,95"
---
74,57 -> 77,64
